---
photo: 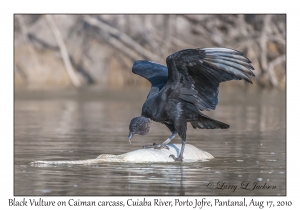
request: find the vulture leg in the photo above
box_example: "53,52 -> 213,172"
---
169,138 -> 186,161
142,131 -> 177,150
168,109 -> 186,161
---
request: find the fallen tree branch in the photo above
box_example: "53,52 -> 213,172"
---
103,33 -> 142,61
181,14 -> 211,23
268,54 -> 286,87
145,17 -> 194,49
45,15 -> 81,88
83,16 -> 160,62
15,15 -> 41,80
161,15 -> 175,56
260,15 -> 272,72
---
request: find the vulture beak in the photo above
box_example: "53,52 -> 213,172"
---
128,132 -> 134,144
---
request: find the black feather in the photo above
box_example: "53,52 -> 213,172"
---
130,47 -> 254,160
132,60 -> 168,97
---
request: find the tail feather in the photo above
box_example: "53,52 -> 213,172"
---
190,116 -> 229,129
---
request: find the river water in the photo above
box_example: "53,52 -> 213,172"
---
14,87 -> 285,196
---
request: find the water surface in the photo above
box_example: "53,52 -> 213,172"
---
14,88 -> 285,196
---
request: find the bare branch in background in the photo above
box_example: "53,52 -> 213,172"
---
145,16 -> 194,49
260,15 -> 272,72
15,15 -> 41,80
181,15 -> 211,23
161,15 -> 175,56
238,15 -> 249,38
82,16 -> 160,62
15,14 -> 286,89
101,32 -> 142,61
45,15 -> 81,88
268,55 -> 286,87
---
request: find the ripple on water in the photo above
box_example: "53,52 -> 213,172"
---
14,89 -> 286,196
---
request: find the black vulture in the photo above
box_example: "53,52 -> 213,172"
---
128,48 -> 255,161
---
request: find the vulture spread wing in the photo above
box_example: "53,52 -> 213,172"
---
132,60 -> 168,98
165,48 -> 255,111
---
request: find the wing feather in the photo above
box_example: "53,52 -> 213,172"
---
132,60 -> 168,98
166,48 -> 255,111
